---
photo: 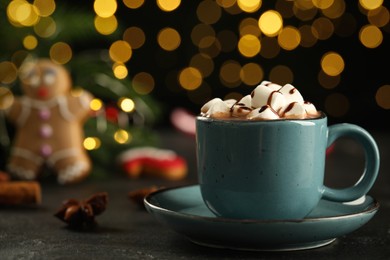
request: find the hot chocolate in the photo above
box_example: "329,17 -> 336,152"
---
200,81 -> 320,120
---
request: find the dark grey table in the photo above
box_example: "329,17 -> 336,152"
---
1,128 -> 389,259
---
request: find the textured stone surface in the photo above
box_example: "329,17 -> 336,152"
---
0,130 -> 389,259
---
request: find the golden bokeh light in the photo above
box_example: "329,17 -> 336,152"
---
90,98 -> 103,111
239,17 -> 261,37
240,62 -> 264,86
293,3 -> 317,21
223,3 -> 243,15
321,52 -> 344,76
157,27 -> 181,51
375,85 -> 390,109
23,35 -> 38,50
123,0 -> 144,9
359,0 -> 383,11
197,0 -> 221,24
109,40 -> 132,63
94,15 -> 118,35
114,129 -> 131,144
237,0 -> 262,13
49,42 -> 72,64
216,0 -> 236,9
20,10 -> 40,26
198,37 -> 221,58
368,6 -> 389,28
278,26 -> 301,50
312,0 -> 334,10
299,24 -> 318,47
294,0 -> 314,10
324,93 -> 350,117
219,60 -> 241,88
258,10 -> 283,37
132,72 -> 155,95
179,67 -> 202,90
238,34 -> 261,57
34,16 -> 56,38
190,53 -> 214,78
0,87 -> 15,110
94,0 -> 117,18
0,62 -> 18,84
359,25 -> 383,48
33,0 -> 56,17
269,65 -> 293,85
7,0 -> 26,24
7,0 -> 24,24
321,0 -> 345,19
157,0 -> 181,12
191,23 -> 215,47
312,17 -> 334,40
198,35 -> 217,49
123,27 -> 145,49
118,97 -> 135,112
83,137 -> 101,150
17,1 -> 40,27
113,63 -> 128,79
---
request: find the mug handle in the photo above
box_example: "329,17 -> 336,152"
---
322,123 -> 380,202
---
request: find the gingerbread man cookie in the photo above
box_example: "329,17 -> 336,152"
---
4,59 -> 93,184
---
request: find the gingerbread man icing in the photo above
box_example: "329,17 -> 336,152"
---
4,59 -> 93,184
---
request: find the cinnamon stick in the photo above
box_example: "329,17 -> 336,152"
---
0,181 -> 41,205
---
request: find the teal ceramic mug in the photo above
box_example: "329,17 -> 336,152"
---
196,112 -> 380,219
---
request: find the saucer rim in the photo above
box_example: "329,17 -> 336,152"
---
144,184 -> 380,223
190,237 -> 337,252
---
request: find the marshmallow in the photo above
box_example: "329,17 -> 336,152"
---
303,101 -> 318,116
237,95 -> 252,107
281,102 -> 306,119
223,99 -> 237,108
200,81 -> 318,120
230,95 -> 252,118
203,98 -> 231,118
279,84 -> 304,104
247,105 -> 279,120
201,98 -> 223,114
259,80 -> 282,91
251,84 -> 286,112
231,103 -> 252,117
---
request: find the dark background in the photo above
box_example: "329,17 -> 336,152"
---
1,0 -> 389,133
113,0 -> 390,132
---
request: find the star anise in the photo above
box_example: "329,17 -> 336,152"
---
128,186 -> 159,208
54,192 -> 108,229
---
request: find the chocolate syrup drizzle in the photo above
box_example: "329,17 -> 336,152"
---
281,101 -> 297,117
289,88 -> 297,94
222,84 -> 318,120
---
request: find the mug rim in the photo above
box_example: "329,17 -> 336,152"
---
196,111 -> 326,123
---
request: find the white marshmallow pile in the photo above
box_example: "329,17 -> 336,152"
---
200,81 -> 319,120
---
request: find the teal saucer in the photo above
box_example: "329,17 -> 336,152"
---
144,185 -> 379,251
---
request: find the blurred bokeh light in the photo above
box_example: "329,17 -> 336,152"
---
0,0 -> 389,131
